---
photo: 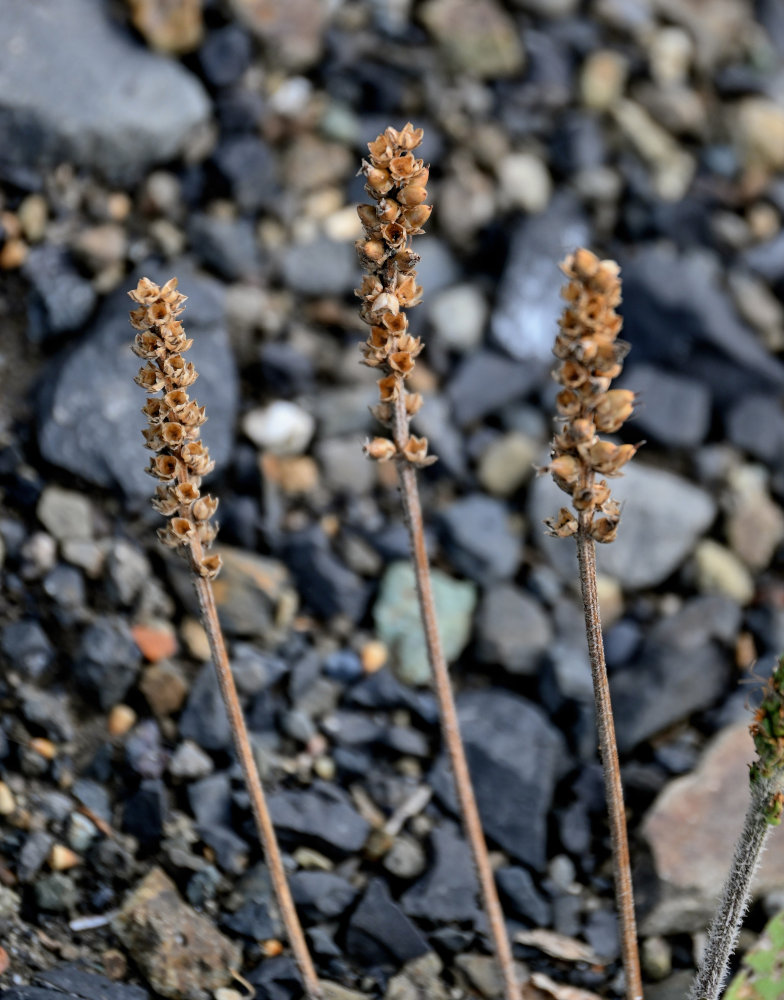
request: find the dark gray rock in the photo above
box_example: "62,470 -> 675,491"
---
19,684 -> 74,742
440,494 -> 521,585
125,720 -> 167,779
530,462 -> 716,589
72,616 -> 141,710
411,395 -> 467,477
72,779 -> 111,824
611,596 -> 740,751
231,643 -> 287,696
491,192 -> 590,362
431,690 -> 567,868
476,584 -> 551,674
619,363 -> 711,447
447,350 -> 543,427
199,26 -> 254,88
585,908 -> 620,962
288,871 -> 358,922
726,395 -> 784,465
621,245 -> 784,385
222,862 -> 283,941
122,778 -> 166,846
281,238 -> 356,296
38,268 -> 237,500
18,830 -> 54,883
212,136 -> 277,213
2,620 -> 54,679
496,866 -> 552,926
401,822 -> 480,924
267,782 -> 370,857
35,966 -> 149,1000
24,246 -> 96,342
0,0 -> 209,184
35,874 -> 77,913
179,663 -> 233,751
188,214 -> 260,281
43,565 -> 86,617
346,878 -> 430,966
742,230 -> 784,284
283,526 -> 369,622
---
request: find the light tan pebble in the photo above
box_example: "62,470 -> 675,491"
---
580,49 -> 628,110
596,573 -> 623,628
0,238 -> 28,269
361,640 -> 388,674
694,539 -> 755,605
181,617 -> 211,661
18,194 -> 48,242
108,704 -> 137,737
29,737 -> 57,760
49,844 -> 81,871
0,781 -> 16,816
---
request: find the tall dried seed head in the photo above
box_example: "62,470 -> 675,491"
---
355,123 -> 436,469
130,277 -> 221,580
542,250 -> 640,544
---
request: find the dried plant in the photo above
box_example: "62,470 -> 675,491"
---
541,250 -> 643,1000
355,124 -> 521,1000
689,657 -> 784,1000
130,277 -> 322,1000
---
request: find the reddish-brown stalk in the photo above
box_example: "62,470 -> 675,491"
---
355,124 -> 521,1000
130,278 -> 322,1000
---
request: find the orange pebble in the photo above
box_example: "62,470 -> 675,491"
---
132,622 -> 178,662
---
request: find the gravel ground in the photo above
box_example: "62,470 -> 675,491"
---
2,1 -> 784,999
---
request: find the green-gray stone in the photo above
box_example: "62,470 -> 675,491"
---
374,562 -> 477,686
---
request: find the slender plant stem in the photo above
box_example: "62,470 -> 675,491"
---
689,779 -> 774,1000
575,518 -> 643,1000
191,544 -> 322,1000
391,396 -> 521,1000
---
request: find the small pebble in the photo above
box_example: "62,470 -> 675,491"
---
108,704 -> 137,737
0,781 -> 16,816
243,401 -> 315,456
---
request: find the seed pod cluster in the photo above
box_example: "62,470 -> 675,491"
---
355,122 -> 436,469
543,249 -> 639,544
130,276 -> 221,579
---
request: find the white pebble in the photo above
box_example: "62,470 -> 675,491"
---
243,401 -> 315,456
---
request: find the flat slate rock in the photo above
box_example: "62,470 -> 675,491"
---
34,968 -> 148,1000
267,781 -> 370,857
621,244 -> 784,385
0,0 -> 209,184
491,192 -> 590,363
530,462 -> 716,589
431,689 -> 567,869
37,267 -> 237,501
401,821 -> 480,924
346,878 -> 430,966
611,596 -> 739,751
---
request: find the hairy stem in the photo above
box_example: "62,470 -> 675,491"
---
689,779 -> 775,1000
575,519 -> 642,1000
190,540 -> 322,1000
392,395 -> 521,1000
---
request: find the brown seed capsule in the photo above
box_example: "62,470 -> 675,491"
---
364,437 -> 398,462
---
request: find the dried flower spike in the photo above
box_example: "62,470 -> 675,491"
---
130,279 -> 321,1000
356,122 -> 436,469
542,249 -> 640,544
542,251 -> 643,1000
131,277 -> 220,580
356,128 -> 520,1000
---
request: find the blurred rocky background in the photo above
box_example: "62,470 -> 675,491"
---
2,1 -> 784,998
